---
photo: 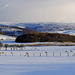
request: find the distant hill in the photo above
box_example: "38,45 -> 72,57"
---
8,22 -> 75,36
15,33 -> 75,43
57,30 -> 75,35
23,29 -> 39,34
1,22 -> 75,36
0,24 -> 39,36
10,22 -> 75,33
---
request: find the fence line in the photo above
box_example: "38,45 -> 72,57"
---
0,51 -> 75,57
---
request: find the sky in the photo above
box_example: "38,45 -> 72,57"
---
0,0 -> 75,23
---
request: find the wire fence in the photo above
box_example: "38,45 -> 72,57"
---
0,50 -> 75,57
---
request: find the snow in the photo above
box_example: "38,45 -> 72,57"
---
57,30 -> 75,35
17,26 -> 25,28
0,35 -> 16,40
0,46 -> 75,75
1,22 -> 75,36
63,30 -> 75,35
0,22 -> 13,25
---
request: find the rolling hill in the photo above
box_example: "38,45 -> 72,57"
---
0,22 -> 75,36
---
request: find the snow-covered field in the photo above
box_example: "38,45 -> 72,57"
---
0,46 -> 75,75
57,30 -> 75,35
0,35 -> 16,40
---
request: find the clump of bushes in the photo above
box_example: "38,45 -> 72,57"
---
15,33 -> 75,43
4,44 -> 25,47
0,42 -> 3,47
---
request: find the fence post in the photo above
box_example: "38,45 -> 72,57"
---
53,52 -> 54,56
40,53 -> 41,56
60,52 -> 61,56
45,52 -> 48,56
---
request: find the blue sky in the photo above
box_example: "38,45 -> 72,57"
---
0,0 -> 75,23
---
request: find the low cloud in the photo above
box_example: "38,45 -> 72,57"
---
0,0 -> 75,22
4,4 -> 9,8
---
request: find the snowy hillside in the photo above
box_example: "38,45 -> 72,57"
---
0,22 -> 75,35
10,22 -> 75,36
0,34 -> 16,40
10,22 -> 75,32
57,30 -> 75,35
0,23 -> 38,36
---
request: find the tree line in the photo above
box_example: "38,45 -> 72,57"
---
15,33 -> 75,43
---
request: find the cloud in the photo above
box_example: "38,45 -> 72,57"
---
0,0 -> 75,22
4,4 -> 9,8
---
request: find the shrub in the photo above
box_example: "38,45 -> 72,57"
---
0,42 -> 3,47
15,33 -> 75,43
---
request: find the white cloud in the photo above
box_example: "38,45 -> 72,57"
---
0,0 -> 75,22
4,4 -> 9,8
